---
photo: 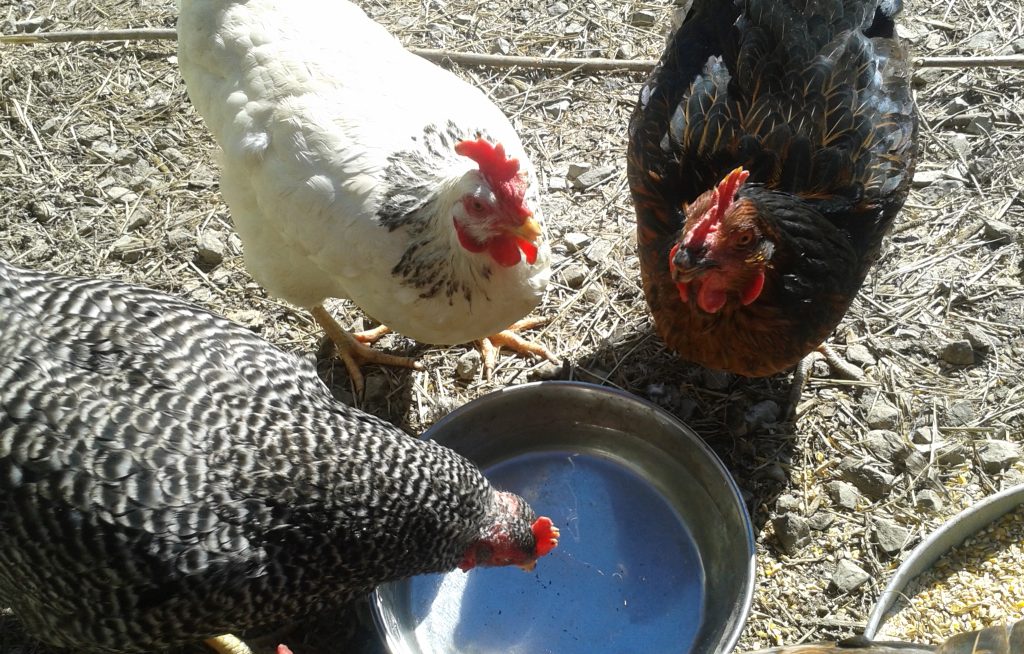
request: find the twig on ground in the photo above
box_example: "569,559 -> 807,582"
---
3,28 -> 1024,71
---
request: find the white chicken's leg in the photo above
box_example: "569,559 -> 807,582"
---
203,634 -> 252,654
311,306 -> 422,395
477,316 -> 558,379
788,343 -> 866,417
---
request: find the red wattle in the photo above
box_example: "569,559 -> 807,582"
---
488,235 -> 523,267
518,238 -> 538,265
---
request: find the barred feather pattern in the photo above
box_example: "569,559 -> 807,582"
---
0,259 -> 515,653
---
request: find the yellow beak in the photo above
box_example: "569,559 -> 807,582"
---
518,560 -> 538,572
507,216 -> 542,243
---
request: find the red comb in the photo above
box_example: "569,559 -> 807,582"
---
682,167 -> 749,248
713,167 -> 750,223
455,138 -> 532,220
531,516 -> 560,558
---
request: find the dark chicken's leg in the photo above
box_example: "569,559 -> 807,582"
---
477,316 -> 559,379
311,305 -> 423,395
788,344 -> 866,417
203,634 -> 253,654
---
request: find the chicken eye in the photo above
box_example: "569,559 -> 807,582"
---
735,231 -> 755,247
464,197 -> 490,217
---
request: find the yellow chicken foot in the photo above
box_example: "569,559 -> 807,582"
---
788,343 -> 867,418
203,634 -> 253,654
311,306 -> 422,395
477,316 -> 558,379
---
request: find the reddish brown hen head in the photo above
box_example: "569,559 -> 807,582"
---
669,168 -> 773,313
457,491 -> 559,572
454,138 -> 542,267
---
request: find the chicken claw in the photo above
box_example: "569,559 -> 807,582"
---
311,306 -> 423,394
788,343 -> 867,418
477,316 -> 558,379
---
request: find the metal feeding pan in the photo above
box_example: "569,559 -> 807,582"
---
865,483 -> 1024,639
372,381 -> 755,654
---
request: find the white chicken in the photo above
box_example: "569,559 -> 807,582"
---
176,0 -> 554,392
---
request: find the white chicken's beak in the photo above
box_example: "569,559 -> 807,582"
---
506,215 -> 542,243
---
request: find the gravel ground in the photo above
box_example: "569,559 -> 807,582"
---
1,0 -> 1023,652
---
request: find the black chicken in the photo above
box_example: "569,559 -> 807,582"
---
628,0 -> 917,386
0,258 -> 558,653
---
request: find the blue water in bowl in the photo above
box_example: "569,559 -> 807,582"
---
403,451 -> 705,654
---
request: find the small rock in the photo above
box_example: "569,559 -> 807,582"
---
106,186 -> 138,203
864,430 -> 907,463
75,124 -> 107,143
964,30 -> 1002,52
937,446 -> 967,466
911,426 -> 936,444
27,200 -> 56,223
547,176 -> 567,191
809,512 -> 836,531
945,96 -> 971,115
845,343 -> 876,367
630,10 -> 658,27
745,400 -> 781,431
563,22 -> 585,35
948,400 -> 975,426
125,206 -> 153,231
866,397 -> 900,430
543,100 -> 571,119
912,169 -> 944,188
916,489 -> 944,512
566,162 -> 592,180
966,115 -> 993,136
564,232 -> 592,253
494,37 -> 512,55
114,149 -> 139,165
839,456 -> 895,500
582,285 -> 605,304
455,349 -> 482,381
560,263 -> 588,289
983,219 -> 1017,246
583,239 -> 613,265
977,440 -> 1022,473
362,374 -> 389,403
832,559 -> 871,593
196,232 -> 227,268
902,450 -> 929,477
772,513 -> 811,555
572,164 -> 616,190
940,340 -> 975,365
775,493 -> 801,513
453,13 -> 474,25
547,1 -> 569,15
166,229 -> 193,250
615,42 -> 635,59
963,326 -> 994,352
530,360 -> 566,381
111,235 -> 148,263
826,480 -> 861,510
873,518 -> 910,555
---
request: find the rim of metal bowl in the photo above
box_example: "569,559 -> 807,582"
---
864,483 -> 1024,640
370,380 -> 756,654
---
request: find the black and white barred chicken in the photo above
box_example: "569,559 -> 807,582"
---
0,258 -> 558,654
176,0 -> 554,394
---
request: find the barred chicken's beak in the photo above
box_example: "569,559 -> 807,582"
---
507,215 -> 542,243
518,560 -> 538,572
